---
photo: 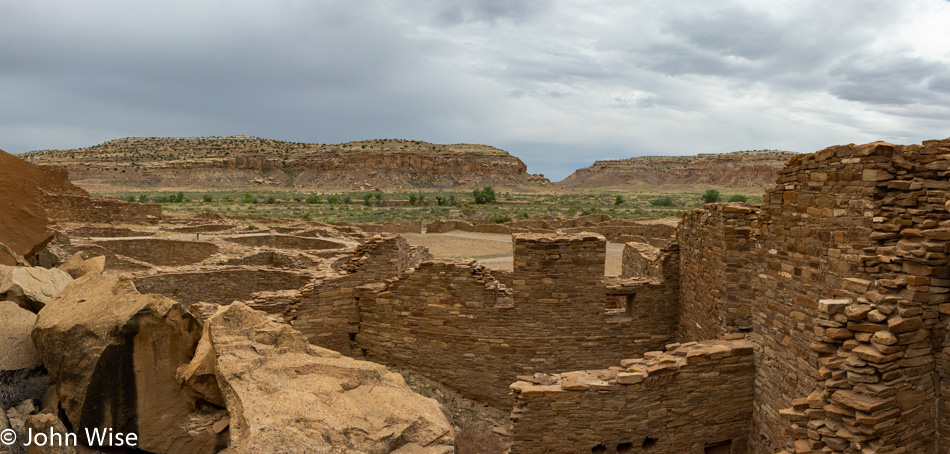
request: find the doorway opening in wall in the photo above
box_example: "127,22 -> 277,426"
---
642,437 -> 658,449
705,440 -> 732,454
617,442 -> 633,453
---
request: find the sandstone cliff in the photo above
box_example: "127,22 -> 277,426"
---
557,150 -> 798,190
24,136 -> 550,191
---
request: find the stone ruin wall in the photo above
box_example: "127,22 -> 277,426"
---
90,238 -> 220,266
40,194 -> 162,224
677,204 -> 759,342
133,268 -> 313,306
746,142 -> 903,452
766,139 -> 950,453
284,235 -> 430,355
509,338 -> 755,454
354,233 -> 678,408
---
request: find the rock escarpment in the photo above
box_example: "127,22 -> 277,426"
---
24,136 -> 550,191
558,150 -> 798,190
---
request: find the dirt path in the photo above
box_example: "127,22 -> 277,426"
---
402,232 -> 624,275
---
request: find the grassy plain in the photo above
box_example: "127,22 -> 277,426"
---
96,188 -> 764,225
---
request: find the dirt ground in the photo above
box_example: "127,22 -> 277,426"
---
402,232 -> 625,275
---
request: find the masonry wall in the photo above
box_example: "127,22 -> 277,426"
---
40,194 -> 162,224
133,268 -> 312,306
766,139 -> 950,453
90,238 -> 219,266
287,236 -> 429,355
509,338 -> 755,454
678,204 -> 759,342
356,233 -> 677,408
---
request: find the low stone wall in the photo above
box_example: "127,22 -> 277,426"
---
41,194 -> 162,224
424,216 -> 676,247
222,233 -> 347,250
133,268 -> 312,306
347,220 -> 423,234
91,238 -> 219,266
509,337 -> 755,454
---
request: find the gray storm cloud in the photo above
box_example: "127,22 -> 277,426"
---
1,0 -> 948,180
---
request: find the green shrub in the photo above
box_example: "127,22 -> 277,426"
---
363,193 -> 373,206
408,194 -> 418,205
490,214 -> 513,223
305,194 -> 321,204
650,196 -> 674,207
727,194 -> 748,203
243,193 -> 257,204
343,195 -> 352,204
265,196 -> 277,204
203,194 -> 214,203
125,195 -> 135,202
472,186 -> 496,204
138,194 -> 149,203
327,195 -> 341,205
614,195 -> 625,206
701,189 -> 721,204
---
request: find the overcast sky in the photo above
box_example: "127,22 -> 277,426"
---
2,0 -> 949,180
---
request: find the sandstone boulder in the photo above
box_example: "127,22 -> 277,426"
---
57,253 -> 105,279
194,302 -> 455,454
0,242 -> 28,267
0,266 -> 73,312
24,413 -> 76,454
0,301 -> 41,371
31,272 -> 227,454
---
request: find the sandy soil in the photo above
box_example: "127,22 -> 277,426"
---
402,232 -> 625,275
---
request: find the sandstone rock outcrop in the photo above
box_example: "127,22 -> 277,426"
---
31,273 -> 226,454
56,253 -> 105,279
192,302 -> 455,454
0,266 -> 73,312
558,149 -> 797,190
0,149 -> 55,262
23,136 -> 549,191
0,301 -> 41,371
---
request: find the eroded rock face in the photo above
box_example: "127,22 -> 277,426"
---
195,302 -> 455,454
0,266 -> 73,312
0,301 -> 41,371
31,273 -> 227,454
0,150 -> 55,262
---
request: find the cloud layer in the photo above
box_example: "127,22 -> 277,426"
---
2,0 -> 948,180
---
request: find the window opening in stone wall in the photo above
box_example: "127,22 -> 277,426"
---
617,442 -> 633,453
642,437 -> 658,449
591,444 -> 607,453
704,439 -> 732,454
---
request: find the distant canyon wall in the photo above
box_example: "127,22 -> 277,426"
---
558,150 -> 798,190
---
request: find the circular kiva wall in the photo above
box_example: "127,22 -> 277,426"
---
91,238 -> 219,266
133,268 -> 312,306
222,234 -> 347,250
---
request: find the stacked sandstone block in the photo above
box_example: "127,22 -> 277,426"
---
509,337 -> 754,454
678,203 -> 759,342
773,139 -> 950,453
291,235 -> 426,355
357,233 -> 677,408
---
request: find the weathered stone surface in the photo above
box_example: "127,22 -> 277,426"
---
56,253 -> 105,279
0,301 -> 41,371
31,272 -> 225,454
0,150 -> 54,262
197,302 -> 455,454
24,413 -> 77,454
0,266 -> 72,312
